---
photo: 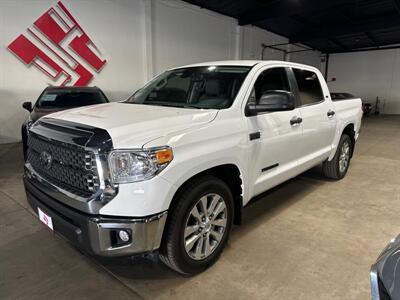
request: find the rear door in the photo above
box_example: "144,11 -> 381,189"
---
290,67 -> 337,170
246,66 -> 304,198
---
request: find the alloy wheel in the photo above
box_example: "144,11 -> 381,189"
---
183,193 -> 227,260
339,141 -> 350,173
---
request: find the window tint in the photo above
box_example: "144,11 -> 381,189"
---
293,69 -> 324,105
147,73 -> 191,103
126,66 -> 251,109
253,68 -> 290,103
331,92 -> 355,100
37,89 -> 108,108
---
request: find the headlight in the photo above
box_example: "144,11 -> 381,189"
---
108,147 -> 173,183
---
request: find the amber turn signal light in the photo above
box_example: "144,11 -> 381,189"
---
155,148 -> 173,164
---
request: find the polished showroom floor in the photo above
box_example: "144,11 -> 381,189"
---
1,116 -> 399,300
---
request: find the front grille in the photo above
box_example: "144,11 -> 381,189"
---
27,134 -> 100,197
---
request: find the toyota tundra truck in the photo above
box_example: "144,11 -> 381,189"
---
24,60 -> 362,275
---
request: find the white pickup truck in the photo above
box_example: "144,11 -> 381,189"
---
24,60 -> 362,274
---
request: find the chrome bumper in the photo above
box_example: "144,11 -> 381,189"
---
370,265 -> 380,300
24,176 -> 167,257
88,213 -> 167,256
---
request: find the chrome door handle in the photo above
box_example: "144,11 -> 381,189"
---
327,110 -> 335,118
290,116 -> 302,126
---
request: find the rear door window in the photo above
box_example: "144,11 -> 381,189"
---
293,69 -> 324,106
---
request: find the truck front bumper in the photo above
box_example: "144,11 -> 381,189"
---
24,177 -> 167,257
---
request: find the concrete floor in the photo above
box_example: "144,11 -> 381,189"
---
1,116 -> 399,300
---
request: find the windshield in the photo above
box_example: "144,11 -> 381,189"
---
126,66 -> 251,109
36,89 -> 108,108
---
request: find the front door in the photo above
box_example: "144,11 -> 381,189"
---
246,67 -> 304,198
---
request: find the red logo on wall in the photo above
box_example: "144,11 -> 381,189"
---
7,1 -> 106,86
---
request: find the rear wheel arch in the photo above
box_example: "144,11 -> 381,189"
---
330,122 -> 356,161
342,123 -> 355,157
323,133 -> 353,180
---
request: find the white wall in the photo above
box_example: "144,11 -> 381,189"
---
241,26 -> 286,60
328,49 -> 400,114
0,0 -> 147,143
152,1 -> 238,74
0,0 -> 321,143
290,45 -> 322,69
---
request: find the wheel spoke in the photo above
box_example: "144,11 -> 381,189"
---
211,201 -> 226,221
190,205 -> 202,222
210,229 -> 223,242
184,225 -> 199,238
185,233 -> 201,252
198,196 -> 208,216
194,236 -> 204,259
340,160 -> 345,170
208,194 -> 221,216
211,218 -> 226,227
204,234 -> 211,257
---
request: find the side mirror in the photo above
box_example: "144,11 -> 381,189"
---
22,101 -> 32,112
246,90 -> 295,116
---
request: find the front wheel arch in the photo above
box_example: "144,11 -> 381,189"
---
166,164 -> 243,228
159,175 -> 234,274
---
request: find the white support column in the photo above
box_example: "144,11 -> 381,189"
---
142,0 -> 154,81
285,43 -> 292,61
234,25 -> 243,60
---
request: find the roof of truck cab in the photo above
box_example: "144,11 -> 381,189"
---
176,60 -> 260,68
173,60 -> 319,71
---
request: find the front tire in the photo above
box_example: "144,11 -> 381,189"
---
323,134 -> 353,180
159,176 -> 233,275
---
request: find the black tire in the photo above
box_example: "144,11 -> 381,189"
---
323,134 -> 353,180
159,175 -> 234,275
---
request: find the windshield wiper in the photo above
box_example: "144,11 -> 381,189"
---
181,104 -> 204,109
139,102 -> 203,109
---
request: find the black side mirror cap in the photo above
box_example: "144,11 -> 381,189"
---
246,90 -> 295,116
22,102 -> 32,112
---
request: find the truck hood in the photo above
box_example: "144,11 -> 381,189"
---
46,102 -> 218,148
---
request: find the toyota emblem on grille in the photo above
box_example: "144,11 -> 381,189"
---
40,151 -> 52,169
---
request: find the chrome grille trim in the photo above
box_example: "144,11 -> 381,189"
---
27,134 -> 100,197
24,118 -> 117,214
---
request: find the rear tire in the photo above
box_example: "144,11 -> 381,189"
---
159,175 -> 233,275
323,134 -> 353,180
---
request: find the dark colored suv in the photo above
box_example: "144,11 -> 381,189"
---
21,86 -> 109,160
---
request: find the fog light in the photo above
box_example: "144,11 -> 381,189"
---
118,230 -> 130,242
